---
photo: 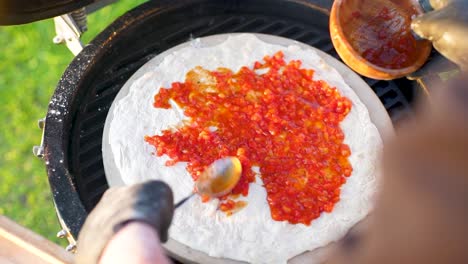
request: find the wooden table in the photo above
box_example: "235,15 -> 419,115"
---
0,215 -> 73,264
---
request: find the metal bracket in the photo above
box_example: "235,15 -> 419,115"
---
55,201 -> 77,253
32,117 -> 46,159
52,8 -> 87,56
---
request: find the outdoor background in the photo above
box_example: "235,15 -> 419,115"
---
0,0 -> 145,244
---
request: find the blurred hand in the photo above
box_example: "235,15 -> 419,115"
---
326,74 -> 468,264
411,0 -> 468,69
75,180 -> 174,264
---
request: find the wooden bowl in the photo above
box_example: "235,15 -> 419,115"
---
330,0 -> 432,80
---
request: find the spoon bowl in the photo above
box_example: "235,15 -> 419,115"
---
195,157 -> 242,198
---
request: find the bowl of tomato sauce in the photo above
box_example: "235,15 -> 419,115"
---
330,0 -> 432,80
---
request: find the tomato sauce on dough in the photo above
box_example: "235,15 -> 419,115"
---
145,51 -> 353,225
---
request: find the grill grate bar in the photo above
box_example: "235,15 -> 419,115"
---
80,123 -> 104,141
80,111 -> 108,131
254,21 -> 288,34
84,171 -> 107,189
374,83 -> 393,97
79,155 -> 103,175
167,16 -> 244,43
82,169 -> 106,185
95,83 -> 121,99
109,52 -> 157,79
363,77 -> 379,87
78,134 -> 103,158
278,26 -> 308,39
89,184 -> 109,204
164,19 -> 214,45
86,97 -> 114,114
385,98 -> 403,109
79,144 -> 102,166
228,18 -> 267,33
295,32 -> 321,45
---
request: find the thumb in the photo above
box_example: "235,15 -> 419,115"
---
411,3 -> 468,69
411,8 -> 447,41
411,2 -> 467,40
429,0 -> 452,10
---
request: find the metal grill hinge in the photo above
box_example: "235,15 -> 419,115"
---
52,8 -> 87,56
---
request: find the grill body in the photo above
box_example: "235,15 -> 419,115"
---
43,0 -> 416,242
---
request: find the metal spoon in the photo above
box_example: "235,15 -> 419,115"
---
175,157 -> 242,209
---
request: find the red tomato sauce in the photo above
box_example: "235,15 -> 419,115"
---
145,51 -> 353,225
349,7 -> 418,69
219,199 -> 248,216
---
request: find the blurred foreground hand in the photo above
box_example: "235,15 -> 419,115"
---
328,74 -> 468,264
411,0 -> 468,69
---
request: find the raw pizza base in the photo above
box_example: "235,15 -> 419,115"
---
103,34 -> 388,264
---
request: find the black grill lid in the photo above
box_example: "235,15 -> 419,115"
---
0,0 -> 95,25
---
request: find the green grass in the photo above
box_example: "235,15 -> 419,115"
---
0,0 -> 145,244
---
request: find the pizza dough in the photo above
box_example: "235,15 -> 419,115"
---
106,34 -> 383,264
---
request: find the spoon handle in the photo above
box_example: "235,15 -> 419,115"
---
174,193 -> 196,209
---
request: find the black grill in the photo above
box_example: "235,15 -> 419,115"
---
44,0 -> 419,240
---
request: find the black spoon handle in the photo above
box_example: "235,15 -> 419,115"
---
174,193 -> 196,209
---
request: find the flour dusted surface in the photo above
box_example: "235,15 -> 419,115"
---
108,34 -> 382,264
